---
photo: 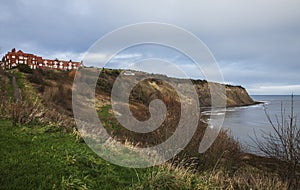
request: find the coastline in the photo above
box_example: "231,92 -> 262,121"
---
200,101 -> 263,112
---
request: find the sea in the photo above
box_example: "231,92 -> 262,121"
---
204,95 -> 300,153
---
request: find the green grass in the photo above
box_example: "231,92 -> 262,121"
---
14,72 -> 26,90
4,73 -> 14,99
98,105 -> 120,131
98,105 -> 112,119
0,120 -> 143,189
0,119 -> 214,189
4,69 -> 27,100
0,112 -> 288,189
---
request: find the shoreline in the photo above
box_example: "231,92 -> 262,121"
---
200,101 -> 263,112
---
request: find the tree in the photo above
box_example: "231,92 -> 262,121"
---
254,95 -> 299,189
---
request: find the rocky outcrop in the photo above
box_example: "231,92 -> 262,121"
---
225,85 -> 256,107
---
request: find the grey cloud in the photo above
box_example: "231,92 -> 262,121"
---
0,0 -> 300,94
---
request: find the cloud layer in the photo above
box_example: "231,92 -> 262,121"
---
1,0 -> 300,94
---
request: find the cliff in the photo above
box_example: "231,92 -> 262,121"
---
6,67 -> 255,124
96,68 -> 256,108
1,67 -> 256,153
225,85 -> 255,107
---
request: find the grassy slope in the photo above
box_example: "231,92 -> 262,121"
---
0,120 -> 288,190
0,120 -> 142,190
0,119 -> 217,190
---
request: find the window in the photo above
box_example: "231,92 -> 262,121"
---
19,56 -> 23,59
12,55 -> 15,58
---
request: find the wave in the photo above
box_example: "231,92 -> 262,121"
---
259,101 -> 270,105
201,111 -> 225,116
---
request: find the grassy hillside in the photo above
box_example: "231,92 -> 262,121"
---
0,119 -> 141,189
0,119 -> 288,189
0,68 -> 292,189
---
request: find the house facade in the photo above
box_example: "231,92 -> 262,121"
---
1,48 -> 82,70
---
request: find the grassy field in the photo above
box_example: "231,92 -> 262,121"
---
0,119 -> 146,189
0,119 -> 214,190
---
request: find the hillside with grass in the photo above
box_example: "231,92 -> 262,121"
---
0,66 -> 293,189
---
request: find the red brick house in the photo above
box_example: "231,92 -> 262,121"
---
1,48 -> 82,70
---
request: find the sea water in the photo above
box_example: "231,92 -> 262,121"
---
203,95 -> 300,152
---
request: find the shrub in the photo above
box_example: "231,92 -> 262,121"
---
253,95 -> 300,188
17,64 -> 32,74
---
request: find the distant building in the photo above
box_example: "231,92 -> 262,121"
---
1,48 -> 82,70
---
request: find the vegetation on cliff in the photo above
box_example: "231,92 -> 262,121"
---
0,68 -> 295,189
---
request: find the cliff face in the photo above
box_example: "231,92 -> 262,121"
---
192,81 -> 255,107
10,68 -> 255,148
97,69 -> 255,108
225,85 -> 255,107
21,68 -> 255,120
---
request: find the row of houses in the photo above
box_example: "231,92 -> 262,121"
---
1,48 -> 82,70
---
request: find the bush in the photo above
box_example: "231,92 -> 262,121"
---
27,69 -> 45,92
17,64 -> 32,74
254,95 -> 300,188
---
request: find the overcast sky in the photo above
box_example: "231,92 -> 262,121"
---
1,0 -> 300,95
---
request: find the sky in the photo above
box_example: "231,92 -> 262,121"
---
0,0 -> 300,95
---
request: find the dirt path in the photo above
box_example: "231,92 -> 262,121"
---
12,75 -> 19,102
